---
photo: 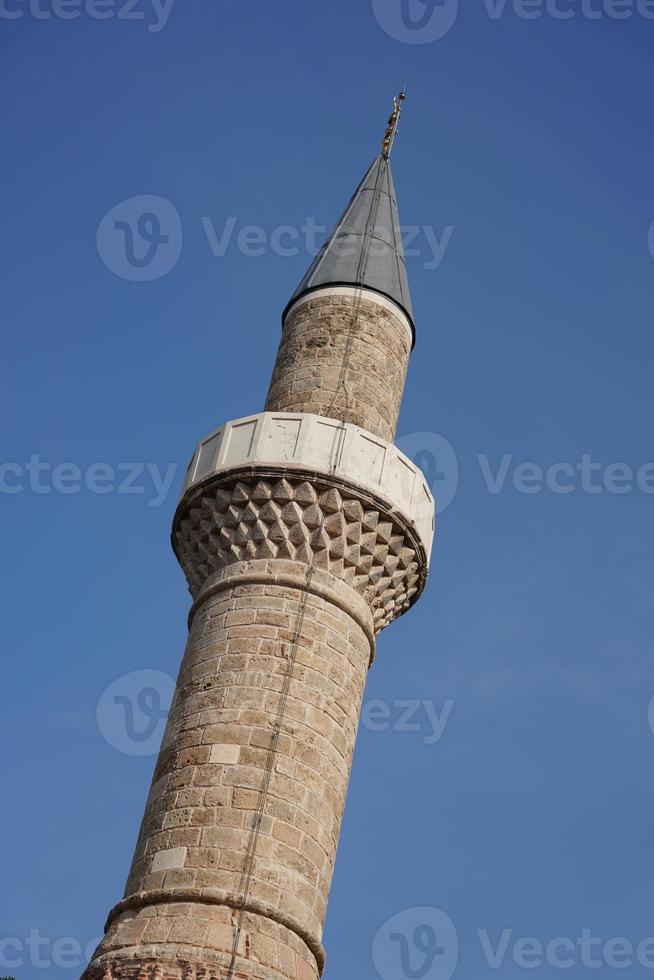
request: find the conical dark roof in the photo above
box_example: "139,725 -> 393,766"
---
283,154 -> 415,345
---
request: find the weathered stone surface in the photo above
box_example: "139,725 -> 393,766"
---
173,475 -> 426,632
83,901 -> 318,979
179,413 -> 434,565
83,569 -> 373,980
265,292 -> 411,443
84,237 -> 429,980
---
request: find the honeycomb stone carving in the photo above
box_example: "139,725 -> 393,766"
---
173,474 -> 426,632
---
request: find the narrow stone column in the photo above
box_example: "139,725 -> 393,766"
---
82,143 -> 434,980
265,288 -> 413,443
86,561 -> 374,980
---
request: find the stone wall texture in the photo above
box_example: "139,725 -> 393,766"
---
83,564 -> 374,980
265,292 -> 412,443
83,290 -> 426,980
86,903 -> 318,980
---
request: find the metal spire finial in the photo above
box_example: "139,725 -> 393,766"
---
381,87 -> 406,160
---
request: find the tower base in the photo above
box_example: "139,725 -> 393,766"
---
82,901 -> 319,980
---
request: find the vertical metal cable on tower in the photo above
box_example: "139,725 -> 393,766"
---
224,139 -> 390,980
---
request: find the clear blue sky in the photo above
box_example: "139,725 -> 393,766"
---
3,2 -> 654,978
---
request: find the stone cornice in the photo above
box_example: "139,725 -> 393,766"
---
178,412 -> 434,564
104,889 -> 326,975
173,469 -> 429,633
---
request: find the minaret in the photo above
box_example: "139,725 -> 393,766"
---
83,94 -> 435,980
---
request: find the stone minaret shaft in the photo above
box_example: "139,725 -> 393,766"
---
84,143 -> 434,980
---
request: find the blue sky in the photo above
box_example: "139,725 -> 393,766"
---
3,2 -> 654,978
